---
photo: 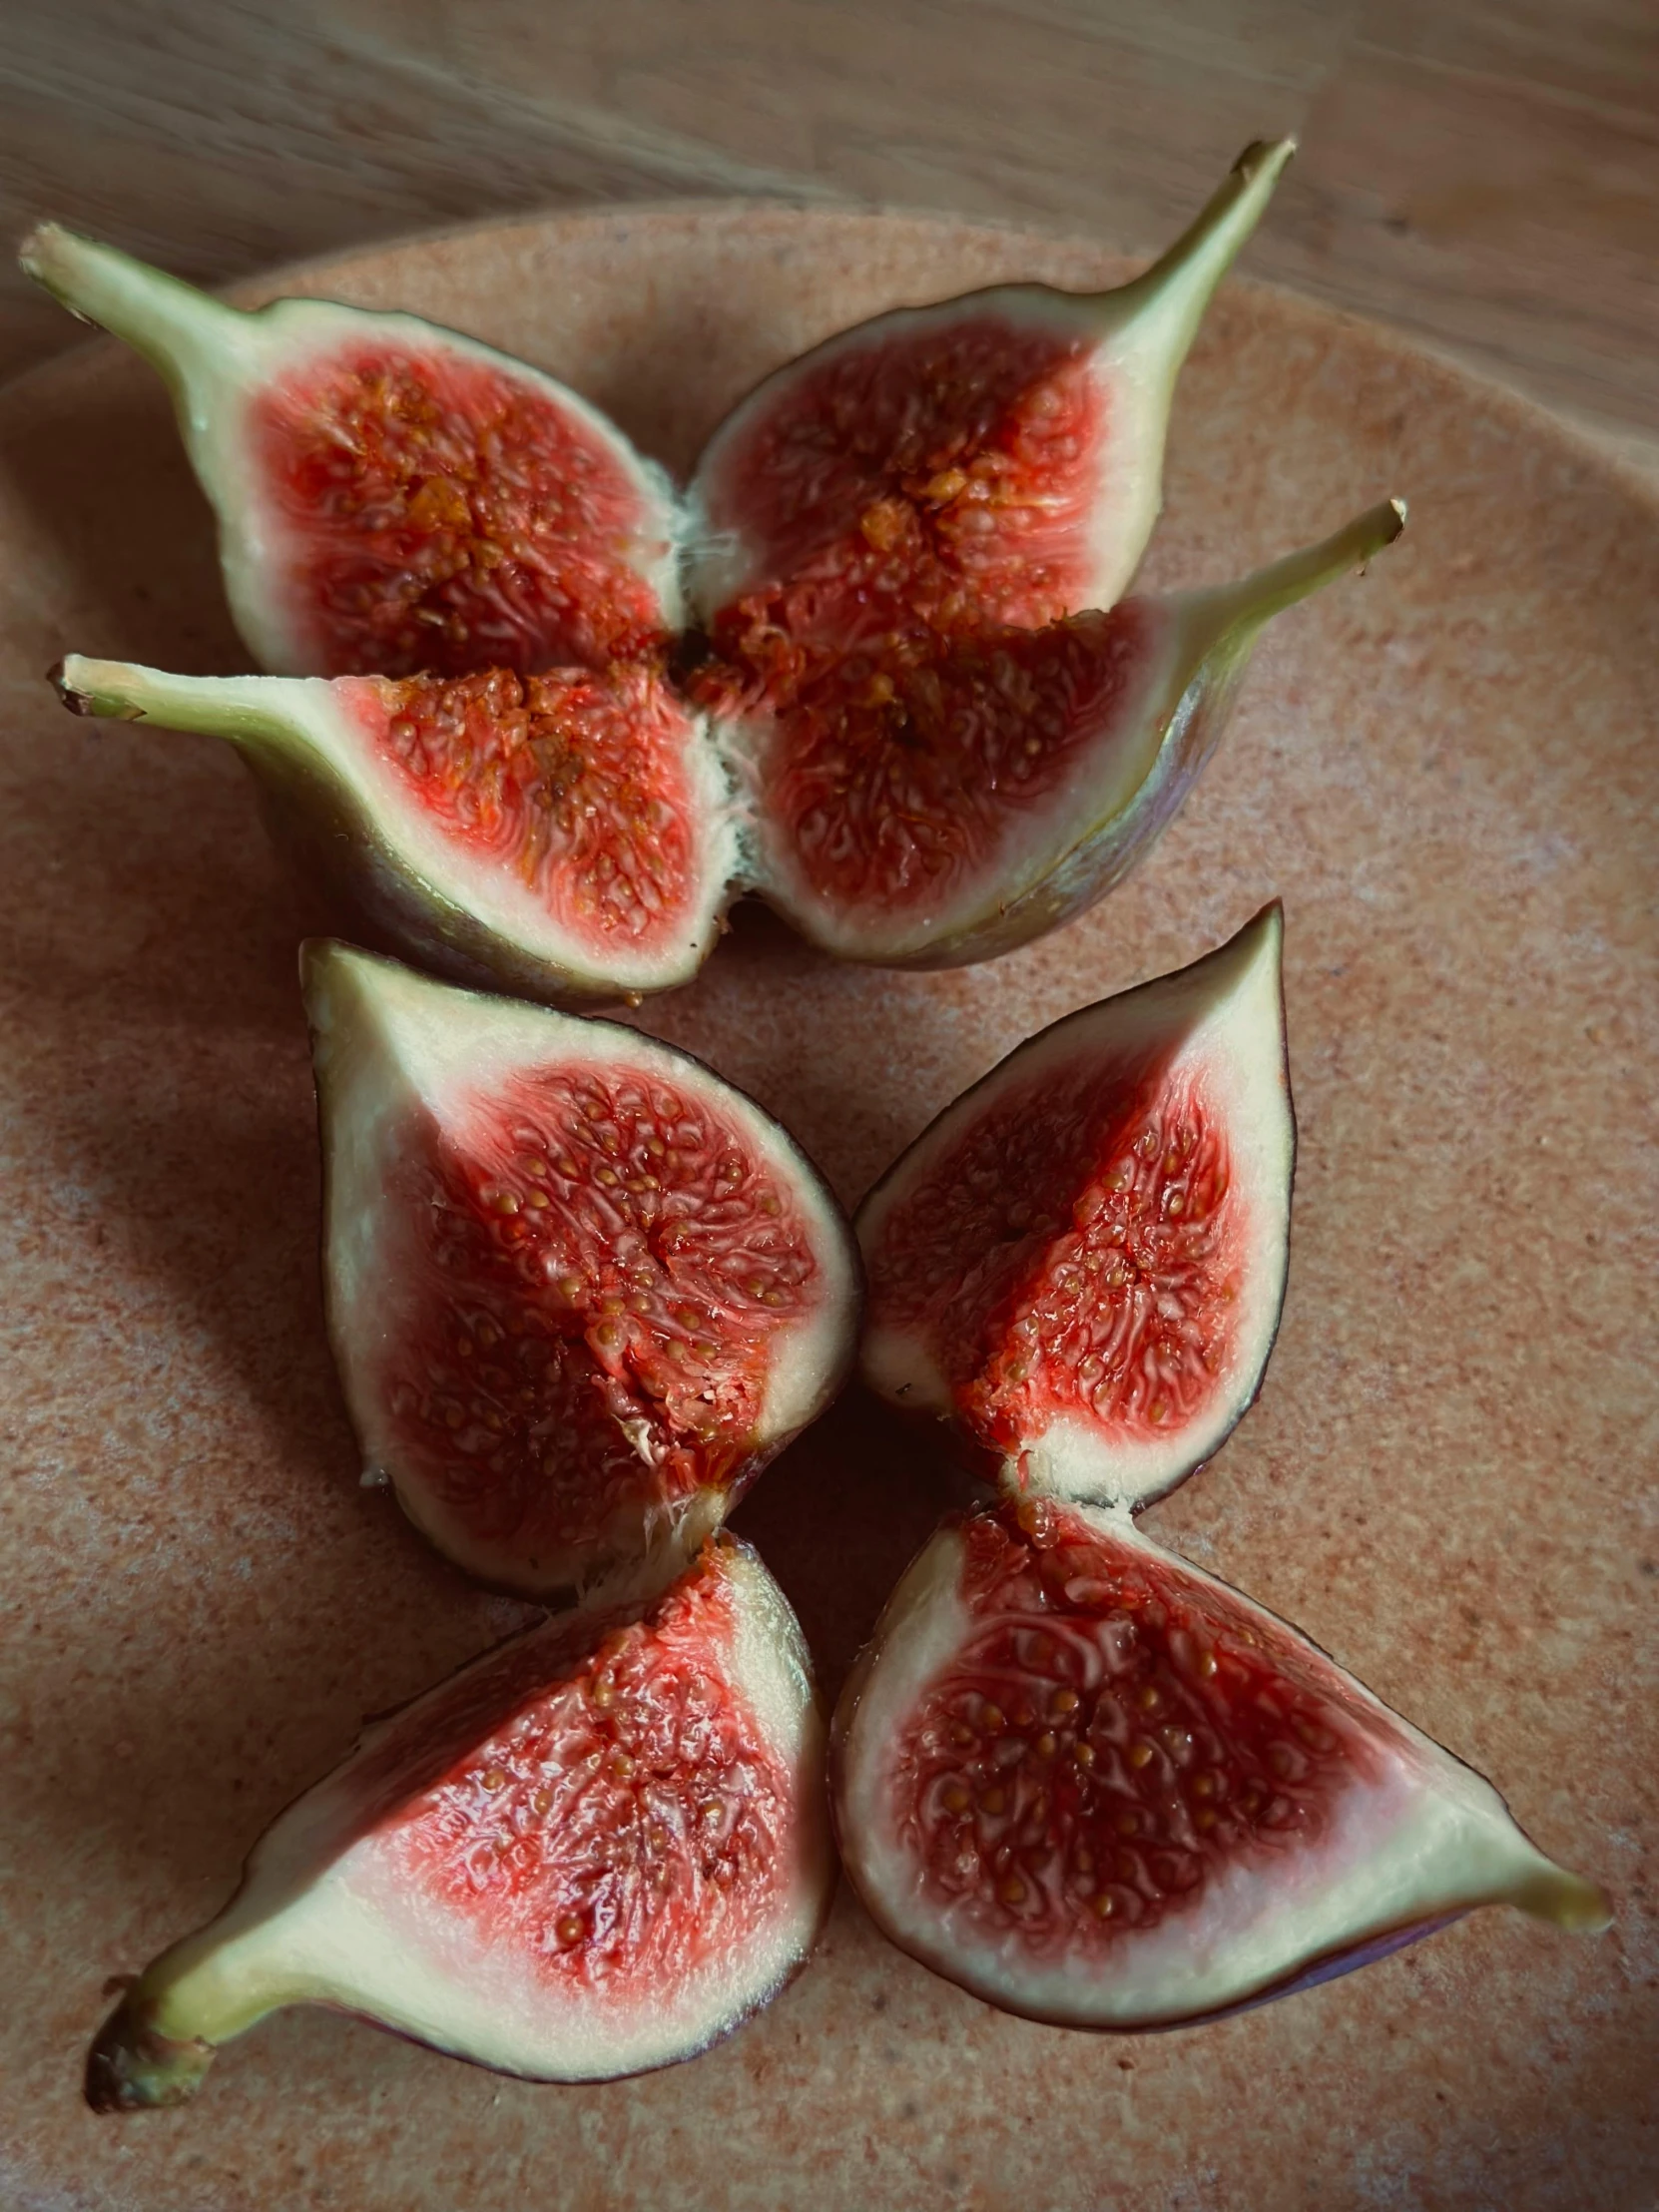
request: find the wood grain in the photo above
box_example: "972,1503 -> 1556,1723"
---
0,0 -> 1653,462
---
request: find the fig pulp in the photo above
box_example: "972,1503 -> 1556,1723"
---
89,1535 -> 831,2103
32,145 -> 1411,992
858,905 -> 1293,1503
831,1499 -> 1609,2029
303,940 -> 859,1597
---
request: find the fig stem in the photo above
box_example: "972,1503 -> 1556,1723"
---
85,1991 -> 219,2113
1508,1861 -> 1614,1935
1189,497 -> 1406,652
18,224 -> 249,394
1105,137 -> 1295,348
50,655 -> 305,755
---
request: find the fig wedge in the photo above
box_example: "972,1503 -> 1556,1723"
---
303,941 -> 859,1599
90,1535 -> 830,2103
831,1497 -> 1609,2029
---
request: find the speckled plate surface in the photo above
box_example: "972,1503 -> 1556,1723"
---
1,205 -> 1654,2212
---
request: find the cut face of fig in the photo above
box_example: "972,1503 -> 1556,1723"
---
831,1498 -> 1609,2030
30,147 -> 1397,996
20,224 -> 682,680
54,658 -> 736,1001
88,1535 -> 830,2105
858,905 -> 1292,1507
702,504 -> 1401,966
303,941 -> 859,1598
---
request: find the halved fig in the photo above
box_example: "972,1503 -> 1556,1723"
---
89,1534 -> 831,2105
831,1496 -> 1609,2029
51,506 -> 1398,997
19,223 -> 682,679
857,905 -> 1292,1506
685,137 -> 1295,639
303,940 -> 859,1598
708,504 -> 1401,967
29,147 -> 1380,994
53,658 -> 735,1002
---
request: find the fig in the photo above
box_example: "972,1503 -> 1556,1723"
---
33,145 -> 1402,994
857,904 -> 1293,1502
53,658 -> 735,1001
88,1533 -> 831,2104
50,502 -> 1399,997
19,221 -> 683,680
301,939 -> 859,1598
684,136 -> 1296,644
831,1496 -> 1609,2029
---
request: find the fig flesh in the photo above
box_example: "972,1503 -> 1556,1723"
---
857,905 -> 1293,1504
52,503 -> 1399,997
302,940 -> 859,1598
30,146 -> 1400,994
89,1534 -> 831,2104
831,1497 -> 1609,2029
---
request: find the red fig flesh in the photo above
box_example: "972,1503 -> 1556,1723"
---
832,1498 -> 1608,2029
302,941 -> 859,1597
858,905 -> 1293,1503
89,1535 -> 830,2103
33,147 -> 1405,993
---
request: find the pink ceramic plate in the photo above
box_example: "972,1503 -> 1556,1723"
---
1,206 -> 1652,2212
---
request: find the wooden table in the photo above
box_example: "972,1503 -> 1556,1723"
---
2,0 -> 1655,466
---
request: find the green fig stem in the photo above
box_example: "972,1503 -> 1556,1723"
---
1186,496 -> 1406,658
85,1910 -> 307,2113
19,224 -> 249,395
1105,137 -> 1295,344
52,654 -> 305,753
1506,1861 -> 1614,1936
